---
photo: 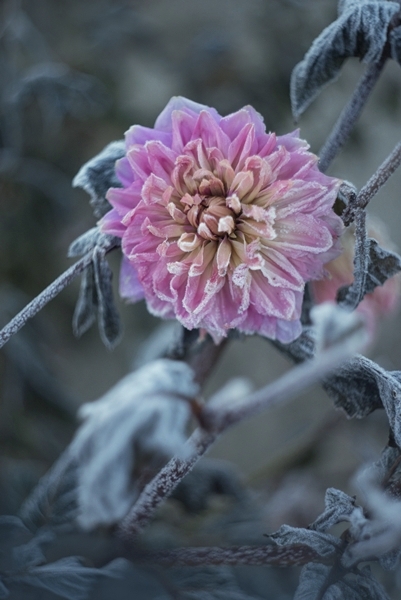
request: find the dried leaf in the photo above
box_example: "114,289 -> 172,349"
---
71,359 -> 198,529
92,248 -> 122,349
72,264 -> 98,338
291,0 -> 399,119
310,488 -> 356,532
73,140 -> 125,218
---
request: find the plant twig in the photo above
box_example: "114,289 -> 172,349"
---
141,543 -> 334,568
0,242 -> 118,350
319,57 -> 387,174
118,321 -> 367,539
342,140 -> 401,226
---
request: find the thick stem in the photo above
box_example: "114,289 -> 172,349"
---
118,427 -> 216,539
142,543 -> 333,568
342,140 -> 401,226
319,57 -> 387,174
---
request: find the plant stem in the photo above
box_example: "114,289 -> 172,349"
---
0,254 -> 92,350
118,320 -> 367,539
141,543 -> 333,568
319,57 -> 387,174
342,140 -> 401,226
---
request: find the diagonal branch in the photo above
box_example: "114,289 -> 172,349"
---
118,318 -> 368,539
342,140 -> 401,226
0,242 -> 119,350
319,57 -> 387,174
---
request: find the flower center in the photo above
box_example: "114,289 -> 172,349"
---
179,175 -> 241,241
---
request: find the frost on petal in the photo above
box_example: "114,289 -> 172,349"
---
71,359 -> 198,529
100,96 -> 343,344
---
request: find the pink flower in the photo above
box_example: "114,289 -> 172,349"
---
312,218 -> 400,334
100,97 -> 343,343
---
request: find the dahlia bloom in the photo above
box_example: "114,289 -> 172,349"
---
100,97 -> 343,343
312,218 -> 400,334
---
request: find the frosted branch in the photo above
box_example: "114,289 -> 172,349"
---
319,57 -> 387,174
0,241 -> 118,350
342,139 -> 401,225
118,307 -> 368,539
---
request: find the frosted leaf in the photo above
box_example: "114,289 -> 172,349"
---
171,566 -> 261,600
351,567 -> 390,599
19,455 -> 79,532
11,556 -> 118,600
295,563 -> 389,600
323,355 -> 387,418
68,230 -> 121,345
71,359 -> 198,529
10,62 -> 108,135
72,264 -> 98,338
310,302 -> 367,355
92,248 -> 122,349
290,0 -> 399,119
207,378 -> 253,412
269,524 -> 341,557
294,563 -> 332,600
73,140 -> 125,218
310,488 -> 356,532
0,580 -> 7,599
68,228 -> 119,258
390,25 -> 401,63
338,236 -> 401,311
343,464 -> 401,566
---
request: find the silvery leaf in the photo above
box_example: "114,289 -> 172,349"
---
310,488 -> 356,532
291,0 -> 399,119
92,247 -> 122,349
73,140 -> 125,218
71,359 -> 198,529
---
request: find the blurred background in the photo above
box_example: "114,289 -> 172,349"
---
1,0 -> 401,595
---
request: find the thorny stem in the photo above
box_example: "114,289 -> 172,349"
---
0,244 -> 117,350
319,57 -> 387,174
140,544 -> 333,568
118,323 -> 367,539
342,140 -> 401,226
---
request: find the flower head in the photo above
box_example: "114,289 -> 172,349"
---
100,97 -> 343,343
